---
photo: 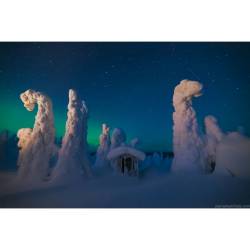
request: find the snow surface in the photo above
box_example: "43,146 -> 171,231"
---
1,169 -> 250,208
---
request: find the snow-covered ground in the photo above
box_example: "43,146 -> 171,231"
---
1,166 -> 250,208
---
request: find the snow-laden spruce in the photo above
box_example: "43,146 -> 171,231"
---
51,89 -> 92,182
17,89 -> 56,181
94,124 -> 111,168
204,115 -> 224,172
172,80 -> 206,173
110,128 -> 126,149
215,132 -> 250,178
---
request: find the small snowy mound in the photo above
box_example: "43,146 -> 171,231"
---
215,132 -> 250,179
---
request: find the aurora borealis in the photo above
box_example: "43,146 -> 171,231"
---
0,42 -> 250,151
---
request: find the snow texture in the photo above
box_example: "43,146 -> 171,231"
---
17,89 -> 56,181
110,128 -> 126,149
94,124 -> 111,168
107,146 -> 146,161
215,132 -> 250,178
51,89 -> 92,182
172,80 -> 206,173
204,115 -> 224,172
130,137 -> 139,147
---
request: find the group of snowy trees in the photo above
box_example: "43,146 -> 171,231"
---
16,80 -> 250,184
94,125 -> 139,169
17,89 -> 91,184
172,79 -> 250,178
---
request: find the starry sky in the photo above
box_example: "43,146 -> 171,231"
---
0,42 -> 250,152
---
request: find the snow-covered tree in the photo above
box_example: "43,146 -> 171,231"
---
130,138 -> 139,148
171,80 -> 206,173
51,89 -> 92,182
0,130 -> 9,161
215,132 -> 250,178
110,128 -> 126,149
94,123 -> 111,168
17,89 -> 56,181
204,115 -> 224,172
152,152 -> 162,167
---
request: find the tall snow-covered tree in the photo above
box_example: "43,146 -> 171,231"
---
94,124 -> 111,168
51,89 -> 92,182
110,128 -> 126,149
171,80 -> 206,173
204,115 -> 224,172
17,89 -> 56,181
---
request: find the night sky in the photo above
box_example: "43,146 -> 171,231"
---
0,42 -> 250,152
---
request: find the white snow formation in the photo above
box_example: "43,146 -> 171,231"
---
17,89 -> 56,181
111,128 -> 126,149
51,89 -> 92,182
107,146 -> 146,161
204,115 -> 224,172
215,132 -> 250,178
94,124 -> 111,168
172,79 -> 206,173
130,138 -> 139,147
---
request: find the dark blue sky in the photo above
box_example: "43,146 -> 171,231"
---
0,42 -> 250,151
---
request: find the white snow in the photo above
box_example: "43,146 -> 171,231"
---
1,170 -> 250,208
94,124 -> 111,168
110,128 -> 126,149
204,115 -> 224,172
16,89 -> 56,182
1,83 -> 249,208
51,89 -> 92,183
215,132 -> 250,178
107,146 -> 146,161
172,80 -> 206,173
